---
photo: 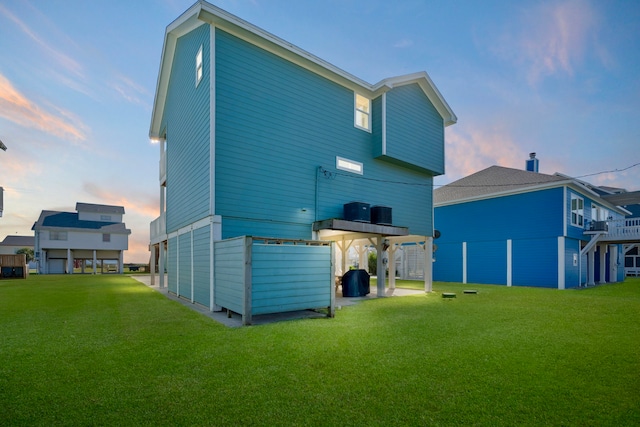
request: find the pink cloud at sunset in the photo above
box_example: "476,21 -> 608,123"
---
0,74 -> 87,141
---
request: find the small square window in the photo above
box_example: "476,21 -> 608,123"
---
196,45 -> 203,87
354,93 -> 371,132
103,234 -> 111,242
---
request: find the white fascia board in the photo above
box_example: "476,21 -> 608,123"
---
434,180 -> 574,208
372,71 -> 458,127
150,4 -> 207,138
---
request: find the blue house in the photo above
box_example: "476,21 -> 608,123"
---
433,155 -> 640,289
148,1 -> 456,323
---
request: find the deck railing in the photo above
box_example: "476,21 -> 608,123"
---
602,218 -> 640,241
150,212 -> 166,242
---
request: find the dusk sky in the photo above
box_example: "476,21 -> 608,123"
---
1,0 -> 638,263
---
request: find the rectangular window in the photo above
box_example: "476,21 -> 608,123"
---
571,194 -> 584,227
336,156 -> 363,175
50,231 -> 67,241
103,234 -> 111,242
196,45 -> 203,87
354,93 -> 371,131
100,215 -> 111,221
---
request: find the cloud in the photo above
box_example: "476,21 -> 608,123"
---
110,74 -> 151,108
0,3 -> 84,79
82,182 -> 158,219
0,74 -> 88,141
441,125 -> 522,182
493,0 -> 602,84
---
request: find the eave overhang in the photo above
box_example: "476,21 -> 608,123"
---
149,0 -> 456,138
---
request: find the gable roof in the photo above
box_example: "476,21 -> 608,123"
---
434,165 -> 631,215
434,166 -> 570,205
0,235 -> 34,247
31,211 -> 131,234
149,0 -> 456,139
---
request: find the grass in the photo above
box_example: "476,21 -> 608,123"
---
1,275 -> 639,426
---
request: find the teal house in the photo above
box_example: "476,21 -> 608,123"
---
148,1 -> 456,323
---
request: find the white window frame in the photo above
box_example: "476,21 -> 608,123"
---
100,215 -> 111,221
570,194 -> 584,227
103,233 -> 111,243
196,45 -> 203,87
354,93 -> 371,132
50,231 -> 68,241
336,156 -> 363,175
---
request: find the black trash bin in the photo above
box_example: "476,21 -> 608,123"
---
341,269 -> 370,297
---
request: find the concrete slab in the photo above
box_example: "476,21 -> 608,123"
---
129,275 -> 424,327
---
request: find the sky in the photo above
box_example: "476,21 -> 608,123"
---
0,0 -> 638,263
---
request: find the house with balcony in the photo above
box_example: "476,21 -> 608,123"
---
433,154 -> 640,288
148,1 -> 456,323
32,203 -> 130,274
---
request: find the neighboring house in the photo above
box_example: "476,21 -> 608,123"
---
433,155 -> 640,289
148,1 -> 455,322
0,235 -> 36,269
32,203 -> 131,274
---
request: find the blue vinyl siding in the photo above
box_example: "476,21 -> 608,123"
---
214,29 -> 435,239
433,242 -> 463,282
163,24 -> 211,233
467,241 -> 506,285
564,238 -> 582,289
178,233 -> 191,298
512,238 -> 558,288
379,84 -> 444,175
251,244 -> 331,315
193,227 -> 210,306
167,236 -> 178,293
213,237 -> 245,314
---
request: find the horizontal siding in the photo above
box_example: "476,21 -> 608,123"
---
193,227 -> 210,306
251,244 -> 331,315
213,237 -> 246,314
512,238 -> 558,288
215,28 -> 434,239
433,242 -> 463,282
382,84 -> 444,174
467,240 -> 506,285
167,236 -> 178,294
164,24 -> 211,233
564,238 -> 581,289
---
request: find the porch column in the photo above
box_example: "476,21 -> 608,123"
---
92,250 -> 97,274
119,251 -> 124,274
598,244 -> 607,284
609,245 -> 618,283
388,244 -> 397,290
67,248 -> 72,274
150,244 -> 157,286
587,248 -> 595,286
159,240 -> 165,289
376,237 -> 386,297
424,237 -> 433,293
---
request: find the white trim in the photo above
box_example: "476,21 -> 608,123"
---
210,26 -> 216,217
381,92 -> 387,155
557,237 -> 565,289
563,186 -> 567,237
336,156 -> 363,175
195,44 -> 203,87
506,239 -> 512,287
462,242 -> 467,284
354,93 -> 371,132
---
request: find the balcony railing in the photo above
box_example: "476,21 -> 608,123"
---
590,218 -> 640,242
150,212 -> 166,243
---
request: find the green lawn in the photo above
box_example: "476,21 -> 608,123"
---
1,275 -> 639,425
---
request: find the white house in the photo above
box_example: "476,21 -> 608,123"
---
32,203 -> 131,274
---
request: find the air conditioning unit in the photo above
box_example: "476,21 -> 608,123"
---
344,202 -> 370,223
371,206 -> 392,226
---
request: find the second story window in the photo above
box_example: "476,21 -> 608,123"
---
571,194 -> 584,227
103,234 -> 111,242
354,93 -> 371,132
196,45 -> 203,87
50,231 -> 67,241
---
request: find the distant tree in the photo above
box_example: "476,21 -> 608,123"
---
368,251 -> 377,275
16,248 -> 34,263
